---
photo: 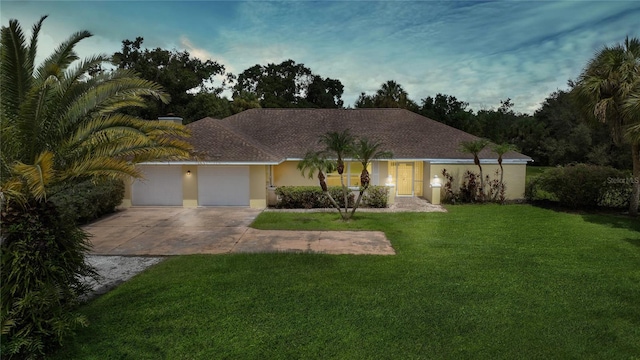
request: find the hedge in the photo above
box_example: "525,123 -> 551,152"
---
274,186 -> 355,209
50,178 -> 125,224
526,164 -> 633,209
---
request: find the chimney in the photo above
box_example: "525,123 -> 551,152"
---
158,113 -> 183,125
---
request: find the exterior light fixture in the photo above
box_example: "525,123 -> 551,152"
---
430,175 -> 441,188
187,170 -> 191,176
385,174 -> 394,186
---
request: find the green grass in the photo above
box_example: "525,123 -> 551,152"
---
54,205 -> 640,359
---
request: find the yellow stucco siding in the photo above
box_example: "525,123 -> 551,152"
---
250,165 -> 267,208
182,165 -> 198,207
429,163 -> 527,200
121,177 -> 132,207
273,161 -> 317,187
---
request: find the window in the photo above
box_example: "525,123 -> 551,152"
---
326,162 -> 371,187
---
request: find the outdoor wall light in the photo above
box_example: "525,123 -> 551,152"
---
186,170 -> 191,176
430,175 -> 441,188
385,174 -> 394,186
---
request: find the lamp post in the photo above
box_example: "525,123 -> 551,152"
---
385,174 -> 396,205
430,175 -> 442,205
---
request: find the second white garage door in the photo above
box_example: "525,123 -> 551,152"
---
197,166 -> 250,206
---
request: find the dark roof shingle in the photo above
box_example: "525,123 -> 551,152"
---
187,109 -> 530,162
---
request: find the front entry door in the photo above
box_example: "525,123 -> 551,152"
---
396,163 -> 414,196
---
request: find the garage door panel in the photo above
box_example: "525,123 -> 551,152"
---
132,166 -> 183,206
198,166 -> 249,206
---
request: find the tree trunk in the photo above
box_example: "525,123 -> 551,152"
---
339,172 -> 348,214
350,184 -> 369,218
319,172 -> 344,218
324,190 -> 345,218
630,142 -> 639,217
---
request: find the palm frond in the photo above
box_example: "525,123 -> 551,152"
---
34,30 -> 92,81
27,16 -> 47,75
11,150 -> 55,201
0,18 -> 32,119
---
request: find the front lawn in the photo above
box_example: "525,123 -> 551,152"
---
54,205 -> 640,359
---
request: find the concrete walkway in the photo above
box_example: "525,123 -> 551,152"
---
85,207 -> 395,256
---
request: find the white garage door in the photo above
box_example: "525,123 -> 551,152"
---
198,166 -> 250,206
132,166 -> 183,206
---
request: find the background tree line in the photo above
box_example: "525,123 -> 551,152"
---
109,37 -> 632,170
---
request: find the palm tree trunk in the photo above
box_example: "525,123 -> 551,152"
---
324,190 -> 345,218
339,172 -> 348,214
350,185 -> 368,218
630,142 -> 639,217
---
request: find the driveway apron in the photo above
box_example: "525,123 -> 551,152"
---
85,207 -> 395,256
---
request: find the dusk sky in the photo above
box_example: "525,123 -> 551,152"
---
2,1 -> 639,114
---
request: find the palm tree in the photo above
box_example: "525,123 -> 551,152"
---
1,16 -> 192,357
297,151 -> 342,216
491,143 -> 518,188
319,129 -> 355,210
350,138 -> 393,216
573,36 -> 640,216
459,139 -> 490,200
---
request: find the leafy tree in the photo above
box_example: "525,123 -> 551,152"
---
182,92 -> 232,121
231,90 -> 261,114
0,16 -> 192,358
419,93 -> 480,134
111,37 -> 227,120
573,36 -> 640,216
303,75 -> 344,108
234,59 -> 344,108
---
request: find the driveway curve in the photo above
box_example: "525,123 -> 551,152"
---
84,207 -> 395,256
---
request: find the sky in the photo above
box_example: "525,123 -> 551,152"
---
1,0 -> 639,114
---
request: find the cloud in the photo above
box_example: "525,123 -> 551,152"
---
3,0 -> 638,114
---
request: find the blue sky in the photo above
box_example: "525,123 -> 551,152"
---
2,1 -> 639,114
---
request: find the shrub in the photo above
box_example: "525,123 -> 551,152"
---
363,186 -> 389,208
275,186 -> 354,209
534,164 -> 632,209
1,201 -> 97,359
442,169 -> 505,204
50,178 -> 124,224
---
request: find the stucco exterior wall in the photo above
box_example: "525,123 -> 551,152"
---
428,163 -> 527,200
272,161 -> 317,187
250,165 -> 267,208
183,165 -> 198,207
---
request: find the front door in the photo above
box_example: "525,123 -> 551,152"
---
396,163 -> 414,196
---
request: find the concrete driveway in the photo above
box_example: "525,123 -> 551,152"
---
84,207 -> 394,256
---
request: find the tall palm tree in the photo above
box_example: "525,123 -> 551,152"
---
297,150 -> 342,216
459,139 -> 490,200
491,143 -> 518,188
319,129 -> 355,210
573,36 -> 640,216
374,80 -> 415,109
350,138 -> 393,216
1,16 -> 192,357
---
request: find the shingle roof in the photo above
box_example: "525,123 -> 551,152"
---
187,117 -> 281,162
187,109 -> 531,163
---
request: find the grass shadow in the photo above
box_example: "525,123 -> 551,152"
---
581,213 -> 640,232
